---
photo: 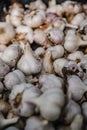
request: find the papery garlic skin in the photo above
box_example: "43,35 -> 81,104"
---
53,58 -> 68,77
4,69 -> 25,90
39,74 -> 64,92
67,75 -> 87,101
46,28 -> 64,44
47,45 -> 64,60
17,43 -> 42,75
62,99 -> 81,124
28,87 -> 65,121
0,59 -> 10,79
0,22 -> 15,45
35,47 -> 45,58
43,51 -> 54,73
9,83 -> 41,117
25,116 -> 55,130
29,0 -> 46,10
71,13 -> 85,26
67,51 -> 84,62
4,126 -> 19,130
24,10 -> 46,28
16,25 -> 34,44
10,7 -> 24,27
1,43 -> 22,67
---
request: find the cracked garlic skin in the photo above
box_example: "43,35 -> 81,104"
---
25,116 -> 55,130
0,22 -> 15,45
9,83 -> 41,117
4,69 -> 25,90
62,99 -> 81,124
67,75 -> 87,101
17,43 -> 42,75
28,87 -> 65,121
39,74 -> 64,92
0,59 -> 10,79
1,43 -> 22,67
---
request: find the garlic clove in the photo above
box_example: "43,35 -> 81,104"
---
4,69 -> 25,90
17,43 -> 42,75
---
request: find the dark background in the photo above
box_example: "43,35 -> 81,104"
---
0,0 -> 87,20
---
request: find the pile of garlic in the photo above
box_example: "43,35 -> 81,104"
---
0,0 -> 87,130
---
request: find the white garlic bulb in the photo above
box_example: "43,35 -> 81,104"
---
0,22 -> 15,45
17,43 -> 42,75
27,87 -> 65,121
4,69 -> 25,90
53,58 -> 68,77
9,83 -> 41,117
62,99 -> 81,124
23,9 -> 46,28
35,47 -> 45,58
25,116 -> 55,130
4,127 -> 19,130
81,102 -> 87,119
47,45 -> 64,60
39,74 -> 64,92
0,59 -> 10,79
1,43 -> 22,67
67,75 -> 87,101
16,25 -> 34,44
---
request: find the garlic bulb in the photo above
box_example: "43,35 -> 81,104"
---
28,87 -> 65,121
0,113 -> 19,129
43,51 -> 54,73
71,13 -> 85,26
29,0 -> 46,10
4,127 -> 19,130
34,29 -> 49,47
46,28 -> 64,44
47,45 -> 64,60
35,47 -> 45,58
0,59 -> 10,79
1,43 -> 22,67
17,43 -> 42,75
47,5 -> 64,16
62,99 -> 81,124
10,5 -> 24,27
67,75 -> 87,102
16,25 -> 34,44
70,114 -> 83,130
53,58 -> 68,77
4,69 -> 25,90
9,83 -> 41,117
0,82 -> 4,93
64,29 -> 87,52
25,116 -> 55,130
39,74 -> 64,92
67,51 -> 84,62
0,22 -> 15,45
23,9 -> 46,28
81,102 -> 87,119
